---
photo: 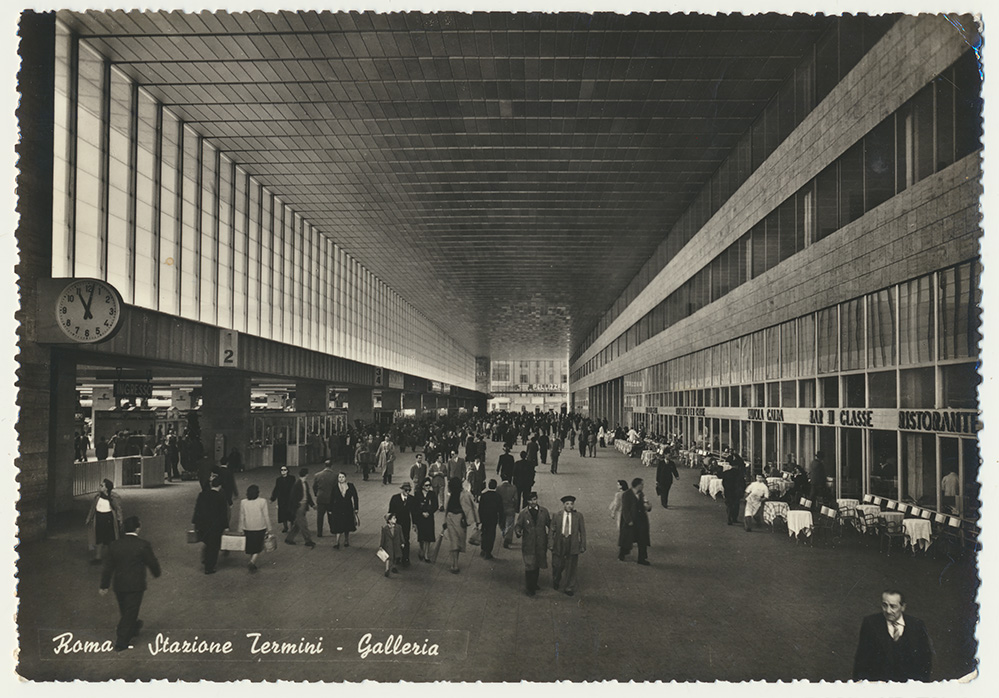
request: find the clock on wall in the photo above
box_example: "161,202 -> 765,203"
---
54,278 -> 124,344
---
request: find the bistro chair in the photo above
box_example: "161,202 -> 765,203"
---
862,494 -> 874,504
878,516 -> 906,556
798,497 -> 813,511
931,513 -> 965,558
815,506 -> 840,546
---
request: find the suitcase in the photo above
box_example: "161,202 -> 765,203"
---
186,529 -> 200,544
220,532 -> 245,551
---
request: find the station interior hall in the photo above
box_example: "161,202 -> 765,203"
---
12,8 -> 985,685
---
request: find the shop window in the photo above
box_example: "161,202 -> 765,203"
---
799,379 -> 816,408
840,428 -> 863,499
870,429 -> 898,499
867,288 -> 897,368
938,262 -> 981,361
899,275 -> 935,365
798,314 -> 815,376
741,385 -> 753,408
899,367 -> 935,409
781,425 -> 798,470
941,362 -> 979,409
780,381 -> 796,408
868,370 -> 897,408
901,432 -> 937,507
820,376 -> 839,408
816,307 -> 838,374
841,297 -> 864,371
845,374 -> 866,407
940,437 -> 960,516
767,382 -> 780,407
962,438 -> 981,521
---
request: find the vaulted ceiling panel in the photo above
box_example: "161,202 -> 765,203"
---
58,9 -> 837,358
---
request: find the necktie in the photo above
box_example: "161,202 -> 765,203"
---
891,622 -> 901,641
563,513 -> 570,536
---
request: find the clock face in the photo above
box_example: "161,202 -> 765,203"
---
55,279 -> 123,343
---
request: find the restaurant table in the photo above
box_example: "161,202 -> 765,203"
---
763,501 -> 789,526
641,450 -> 655,467
903,518 -> 933,552
699,475 -> 718,495
856,504 -> 882,533
837,498 -> 860,515
787,510 -> 813,538
708,478 -> 725,498
881,511 -> 905,526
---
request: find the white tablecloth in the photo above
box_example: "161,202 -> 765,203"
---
787,510 -> 813,538
837,498 -> 860,516
763,501 -> 789,525
699,475 -> 718,495
881,511 -> 905,526
709,479 -> 725,498
903,518 -> 932,551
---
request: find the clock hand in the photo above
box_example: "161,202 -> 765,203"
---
81,285 -> 95,320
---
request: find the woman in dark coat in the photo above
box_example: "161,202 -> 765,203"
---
269,465 -> 295,533
85,479 -> 123,565
329,471 -> 359,549
414,478 -> 438,562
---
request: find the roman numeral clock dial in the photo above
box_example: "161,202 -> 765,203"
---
55,279 -> 124,344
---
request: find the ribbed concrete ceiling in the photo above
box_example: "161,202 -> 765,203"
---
57,10 -> 834,359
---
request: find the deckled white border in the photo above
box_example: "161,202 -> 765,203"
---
1,2 -> 992,698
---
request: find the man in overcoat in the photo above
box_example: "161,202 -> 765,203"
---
99,516 -> 161,651
514,491 -> 551,596
618,478 -> 651,565
550,495 -> 586,596
655,450 -> 681,508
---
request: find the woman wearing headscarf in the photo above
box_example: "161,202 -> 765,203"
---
443,477 -> 478,574
414,477 -> 438,562
85,479 -> 124,565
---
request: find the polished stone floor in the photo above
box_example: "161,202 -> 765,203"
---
16,441 -> 980,683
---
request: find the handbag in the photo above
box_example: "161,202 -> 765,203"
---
430,531 -> 444,563
263,533 -> 277,553
186,529 -> 201,544
468,526 -> 481,546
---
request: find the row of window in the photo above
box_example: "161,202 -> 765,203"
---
571,15 -> 901,365
490,359 -> 568,386
611,261 -> 979,411
572,51 -> 982,384
51,25 -> 474,388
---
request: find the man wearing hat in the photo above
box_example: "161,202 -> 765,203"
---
388,482 -> 416,567
514,492 -> 552,596
550,495 -> 586,596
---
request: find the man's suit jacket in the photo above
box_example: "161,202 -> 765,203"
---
478,490 -> 503,525
312,468 -> 337,504
853,613 -> 932,681
388,493 -> 415,529
656,458 -> 680,489
618,488 -> 650,547
290,478 -> 314,511
447,457 -> 465,481
497,452 -> 515,479
192,488 -> 229,535
550,510 -> 587,555
100,534 -> 161,593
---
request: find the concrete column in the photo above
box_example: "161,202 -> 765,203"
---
381,390 -> 401,411
295,381 -> 328,412
15,12 -> 56,540
200,374 -> 252,466
50,353 -> 78,515
403,392 -> 422,415
348,387 -> 374,426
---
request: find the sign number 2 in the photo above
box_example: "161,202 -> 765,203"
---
219,330 -> 238,367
